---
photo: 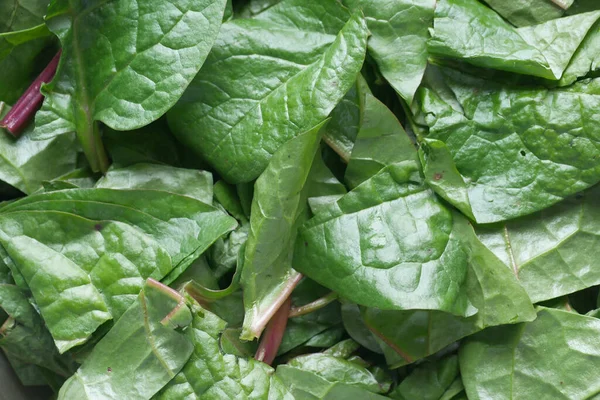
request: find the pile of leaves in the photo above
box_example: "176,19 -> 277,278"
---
1,0 -> 600,398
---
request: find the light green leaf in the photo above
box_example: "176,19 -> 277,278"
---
460,307 -> 600,400
474,185 -> 600,302
155,296 -> 294,400
167,1 -> 368,183
96,164 -> 213,204
276,353 -> 389,399
34,0 -> 227,171
428,0 -> 600,80
345,0 -> 436,103
0,188 -> 236,352
345,94 -> 417,189
0,103 -> 79,194
417,66 -> 600,223
484,0 -> 572,27
58,279 -> 194,400
241,122 -> 323,340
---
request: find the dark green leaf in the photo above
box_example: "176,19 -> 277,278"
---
390,355 -> 458,400
167,1 -> 368,183
58,279 -> 194,400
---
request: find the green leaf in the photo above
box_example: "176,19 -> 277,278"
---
96,164 -> 213,204
345,94 -> 417,189
167,1 -> 368,183
322,75 -> 371,162
0,284 -> 75,381
0,0 -> 55,104
428,0 -> 600,80
240,122 -> 323,340
34,0 -> 227,171
474,185 -> 600,302
294,159 -> 531,315
417,66 -> 600,223
0,188 -> 236,352
279,278 -> 342,355
460,307 -> 600,399
58,279 -> 194,400
389,355 -> 458,400
0,103 -> 79,194
155,296 -> 294,400
483,0 -> 571,27
360,209 -> 535,367
275,352 -> 389,399
345,0 -> 436,103
104,120 -> 182,169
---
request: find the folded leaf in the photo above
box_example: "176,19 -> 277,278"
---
345,0 -> 436,103
475,185 -> 600,302
155,295 -> 294,400
0,188 -> 236,352
241,123 -> 323,340
417,66 -> 600,222
428,0 -> 600,80
58,279 -> 194,400
167,0 -> 368,183
0,103 -> 79,194
345,94 -> 417,189
460,307 -> 600,399
34,0 -> 227,171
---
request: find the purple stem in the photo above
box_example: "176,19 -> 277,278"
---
254,297 -> 291,365
1,50 -> 61,137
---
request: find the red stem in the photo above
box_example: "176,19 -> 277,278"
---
254,297 -> 291,365
1,50 -> 61,137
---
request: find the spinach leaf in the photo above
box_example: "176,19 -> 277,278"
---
96,164 -> 214,204
0,0 -> 55,104
0,103 -> 79,194
167,0 -> 368,183
460,307 -> 600,399
417,66 -> 600,222
428,0 -> 600,80
275,352 -> 389,399
58,279 -> 194,400
0,188 -> 236,352
345,0 -> 436,103
484,0 -> 572,27
155,295 -> 294,400
389,355 -> 459,400
345,94 -> 417,189
240,122 -> 322,340
33,0 -> 227,172
475,185 -> 600,302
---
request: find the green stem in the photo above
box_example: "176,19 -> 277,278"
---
77,121 -> 109,173
289,292 -> 338,318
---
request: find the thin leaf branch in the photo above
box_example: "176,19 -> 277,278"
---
289,292 -> 338,318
